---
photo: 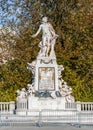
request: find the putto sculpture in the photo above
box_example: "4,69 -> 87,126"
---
16,88 -> 27,101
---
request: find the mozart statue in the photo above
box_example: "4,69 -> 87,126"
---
32,17 -> 58,57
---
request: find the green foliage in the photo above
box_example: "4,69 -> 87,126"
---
0,0 -> 93,101
0,59 -> 31,101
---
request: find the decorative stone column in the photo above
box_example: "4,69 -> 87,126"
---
76,101 -> 81,112
9,101 -> 15,114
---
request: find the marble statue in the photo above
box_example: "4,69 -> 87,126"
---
16,88 -> 27,101
59,81 -> 75,102
58,65 -> 64,79
16,16 -> 75,114
32,16 -> 58,57
65,94 -> 75,103
27,60 -> 36,75
27,83 -> 35,96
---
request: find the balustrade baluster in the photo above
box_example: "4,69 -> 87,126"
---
7,104 -> 8,111
88,104 -> 90,111
4,104 -> 5,111
85,104 -> 87,111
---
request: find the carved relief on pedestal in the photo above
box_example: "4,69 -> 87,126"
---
38,67 -> 55,91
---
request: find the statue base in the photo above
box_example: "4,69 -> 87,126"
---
28,96 -> 66,110
16,96 -> 66,115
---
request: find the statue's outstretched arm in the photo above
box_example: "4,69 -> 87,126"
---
32,25 -> 41,38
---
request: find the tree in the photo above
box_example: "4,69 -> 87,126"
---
0,0 -> 93,101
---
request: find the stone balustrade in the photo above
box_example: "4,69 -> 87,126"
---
17,101 -> 27,110
0,101 -> 93,115
0,101 -> 93,125
16,99 -> 27,110
77,102 -> 93,111
65,102 -> 93,112
65,102 -> 77,110
0,101 -> 15,114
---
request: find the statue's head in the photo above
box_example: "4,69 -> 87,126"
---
42,17 -> 48,23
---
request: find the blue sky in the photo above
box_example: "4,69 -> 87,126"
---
0,0 -> 19,27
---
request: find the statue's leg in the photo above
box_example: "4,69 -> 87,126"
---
50,39 -> 56,56
41,37 -> 48,56
42,46 -> 47,56
42,37 -> 46,46
46,38 -> 51,56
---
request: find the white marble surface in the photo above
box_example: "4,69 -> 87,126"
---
28,96 -> 66,111
16,17 -> 75,115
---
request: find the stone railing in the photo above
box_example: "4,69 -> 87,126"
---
16,99 -> 27,110
16,100 -> 93,112
65,102 -> 93,112
77,102 -> 93,111
65,102 -> 77,110
1,101 -> 93,115
0,101 -> 15,114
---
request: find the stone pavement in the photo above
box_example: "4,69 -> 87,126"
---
0,125 -> 93,130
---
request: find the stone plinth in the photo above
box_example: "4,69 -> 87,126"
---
28,96 -> 66,111
33,57 -> 59,92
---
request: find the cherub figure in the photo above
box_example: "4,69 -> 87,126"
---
16,88 -> 27,101
27,83 -> 35,96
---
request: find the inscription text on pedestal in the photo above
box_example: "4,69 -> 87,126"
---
38,67 -> 55,91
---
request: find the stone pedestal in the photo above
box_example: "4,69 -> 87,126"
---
35,57 -> 59,92
28,96 -> 66,111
